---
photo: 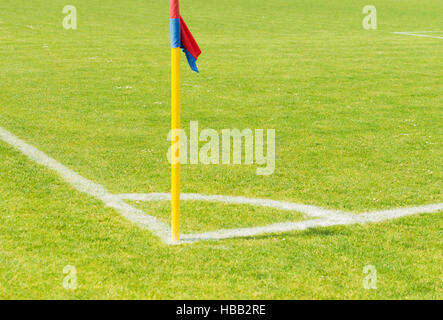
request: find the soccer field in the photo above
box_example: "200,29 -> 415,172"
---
0,0 -> 442,299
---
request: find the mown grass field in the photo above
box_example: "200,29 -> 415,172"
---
0,0 -> 442,299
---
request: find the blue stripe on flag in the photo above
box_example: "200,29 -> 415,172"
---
182,48 -> 199,73
170,18 -> 180,48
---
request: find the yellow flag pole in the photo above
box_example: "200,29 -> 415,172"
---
170,0 -> 181,242
171,47 -> 181,242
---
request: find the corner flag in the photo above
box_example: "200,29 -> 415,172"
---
170,1 -> 202,72
170,0 -> 201,241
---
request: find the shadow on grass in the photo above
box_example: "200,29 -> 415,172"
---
226,225 -> 356,243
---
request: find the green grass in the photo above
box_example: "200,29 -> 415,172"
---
0,0 -> 442,299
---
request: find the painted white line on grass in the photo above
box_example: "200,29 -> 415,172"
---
358,203 -> 443,222
182,204 -> 443,241
182,218 -> 353,242
0,126 -> 441,244
119,193 -> 443,243
117,193 -> 352,220
392,31 -> 443,40
0,126 -> 171,243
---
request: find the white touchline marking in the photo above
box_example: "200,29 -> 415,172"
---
0,125 -> 442,244
0,126 -> 171,243
392,31 -> 443,40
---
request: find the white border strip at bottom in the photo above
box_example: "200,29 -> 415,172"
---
1,125 -> 442,244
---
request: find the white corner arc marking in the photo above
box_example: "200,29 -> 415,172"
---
117,193 -> 443,242
0,125 -> 442,244
116,193 -> 351,220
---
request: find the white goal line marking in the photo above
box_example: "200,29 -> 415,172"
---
392,31 -> 443,40
0,125 -> 442,244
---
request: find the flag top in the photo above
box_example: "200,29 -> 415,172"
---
169,0 -> 180,19
169,0 -> 201,72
